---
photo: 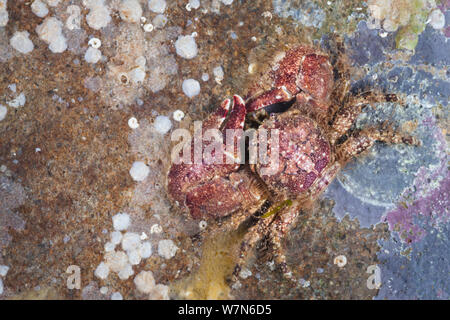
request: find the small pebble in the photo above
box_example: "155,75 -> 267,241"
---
129,67 -> 146,83
110,231 -> 123,245
0,105 -> 7,121
104,251 -> 128,273
429,9 -> 445,30
121,232 -> 141,252
239,268 -> 252,279
134,270 -> 155,294
201,73 -> 209,81
8,84 -> 16,93
112,213 -> 131,231
158,239 -> 178,259
299,278 -> 310,288
174,35 -> 198,59
182,79 -> 200,98
128,249 -> 142,265
94,262 -> 110,280
140,232 -> 148,240
31,0 -> 49,18
104,242 -> 115,252
189,0 -> 200,9
0,265 -> 9,277
152,14 -> 167,28
140,241 -> 152,258
84,1 -> 111,30
213,66 -> 224,83
84,47 -> 102,64
10,31 -> 34,54
0,0 -> 8,27
36,17 -> 67,53
248,63 -> 257,74
129,161 -> 150,181
7,93 -> 26,108
148,0 -> 166,13
119,0 -> 143,23
118,263 -> 134,280
110,292 -> 123,300
153,115 -> 172,134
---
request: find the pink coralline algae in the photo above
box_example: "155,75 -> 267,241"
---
384,117 -> 449,243
384,173 -> 449,243
444,26 -> 450,38
438,1 -> 450,37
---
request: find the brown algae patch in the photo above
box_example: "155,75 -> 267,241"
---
172,227 -> 246,300
9,286 -> 62,300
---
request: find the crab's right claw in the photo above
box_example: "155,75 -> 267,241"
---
246,86 -> 293,113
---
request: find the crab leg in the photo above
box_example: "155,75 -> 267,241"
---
266,201 -> 304,281
231,215 -> 274,282
231,199 -> 303,283
336,127 -> 420,163
330,92 -> 400,144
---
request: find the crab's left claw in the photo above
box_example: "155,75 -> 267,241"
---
223,95 -> 247,132
167,95 -> 253,219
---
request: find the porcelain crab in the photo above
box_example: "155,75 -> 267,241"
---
167,45 -> 419,280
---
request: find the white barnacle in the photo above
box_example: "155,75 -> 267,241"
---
199,220 -> 207,230
128,117 -> 139,129
143,23 -> 154,32
173,110 -> 185,122
261,11 -> 272,20
88,37 -> 101,49
334,255 -> 347,268
150,224 -> 163,234
118,73 -> 129,85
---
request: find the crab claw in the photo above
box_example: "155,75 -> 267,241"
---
202,98 -> 232,132
296,53 -> 334,104
167,95 -> 259,219
246,86 -> 293,113
245,46 -> 334,114
223,95 -> 246,130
